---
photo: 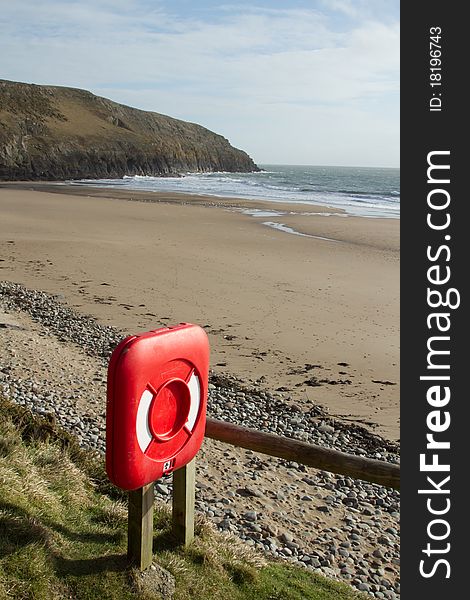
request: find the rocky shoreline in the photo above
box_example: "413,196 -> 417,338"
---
0,281 -> 400,599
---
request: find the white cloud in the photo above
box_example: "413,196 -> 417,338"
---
0,1 -> 399,166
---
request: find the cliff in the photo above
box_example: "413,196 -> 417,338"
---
0,80 -> 259,180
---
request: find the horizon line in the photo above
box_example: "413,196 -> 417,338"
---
256,162 -> 400,169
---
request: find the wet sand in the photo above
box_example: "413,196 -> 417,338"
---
0,184 -> 399,440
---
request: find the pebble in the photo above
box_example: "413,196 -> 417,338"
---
155,483 -> 170,496
243,511 -> 257,522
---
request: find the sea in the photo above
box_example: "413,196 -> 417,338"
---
72,165 -> 400,219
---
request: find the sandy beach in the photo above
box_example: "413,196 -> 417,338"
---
0,184 -> 399,440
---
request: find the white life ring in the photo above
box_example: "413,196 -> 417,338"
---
136,371 -> 201,454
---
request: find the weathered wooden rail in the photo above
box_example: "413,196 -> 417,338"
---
129,416 -> 400,569
205,417 -> 400,489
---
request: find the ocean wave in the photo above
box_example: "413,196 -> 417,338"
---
337,189 -> 400,199
73,165 -> 400,219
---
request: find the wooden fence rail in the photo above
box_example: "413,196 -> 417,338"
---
205,417 -> 400,490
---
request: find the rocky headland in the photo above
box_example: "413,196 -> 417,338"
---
0,79 -> 259,180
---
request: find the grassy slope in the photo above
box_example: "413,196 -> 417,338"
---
0,399 -> 366,600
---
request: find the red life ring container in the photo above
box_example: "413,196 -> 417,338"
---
106,323 -> 209,490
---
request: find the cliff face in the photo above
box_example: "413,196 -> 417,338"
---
0,80 -> 259,180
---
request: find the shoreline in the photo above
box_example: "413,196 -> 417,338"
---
0,181 -> 400,251
0,171 -> 400,221
0,184 -> 399,440
0,179 -> 345,213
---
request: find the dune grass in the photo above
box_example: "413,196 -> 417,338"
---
0,398 -> 366,600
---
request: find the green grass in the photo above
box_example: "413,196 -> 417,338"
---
0,398 -> 366,600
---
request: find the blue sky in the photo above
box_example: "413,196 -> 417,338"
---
0,0 -> 399,167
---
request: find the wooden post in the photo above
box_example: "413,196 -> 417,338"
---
127,482 -> 154,570
172,458 -> 196,546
